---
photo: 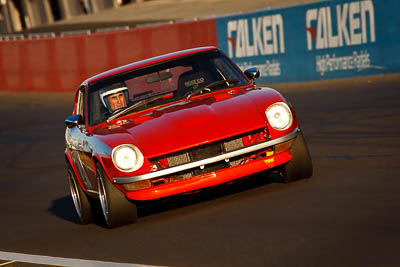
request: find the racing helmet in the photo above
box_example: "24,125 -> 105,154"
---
99,82 -> 129,113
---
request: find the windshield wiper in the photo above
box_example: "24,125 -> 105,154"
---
186,78 -> 239,100
107,94 -> 167,122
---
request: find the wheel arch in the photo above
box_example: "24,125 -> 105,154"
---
92,154 -> 113,183
92,153 -> 128,194
65,150 -> 86,190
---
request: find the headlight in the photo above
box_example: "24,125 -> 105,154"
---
112,144 -> 144,172
265,102 -> 293,130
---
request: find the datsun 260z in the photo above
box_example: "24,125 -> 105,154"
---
65,47 -> 313,228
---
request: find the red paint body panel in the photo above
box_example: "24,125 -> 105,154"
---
94,88 -> 267,158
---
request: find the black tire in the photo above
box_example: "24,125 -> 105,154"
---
67,165 -> 92,224
96,163 -> 138,228
281,131 -> 313,183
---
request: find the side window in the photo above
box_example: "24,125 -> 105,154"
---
76,87 -> 85,125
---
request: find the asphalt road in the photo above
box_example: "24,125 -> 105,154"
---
0,74 -> 399,267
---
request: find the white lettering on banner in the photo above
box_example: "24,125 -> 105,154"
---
316,50 -> 372,75
306,0 -> 375,50
237,60 -> 281,77
227,14 -> 285,58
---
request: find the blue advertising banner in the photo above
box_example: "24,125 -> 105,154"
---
216,0 -> 400,83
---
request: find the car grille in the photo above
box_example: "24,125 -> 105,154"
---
149,128 -> 269,185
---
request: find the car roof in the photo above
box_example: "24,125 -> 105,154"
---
84,46 -> 218,85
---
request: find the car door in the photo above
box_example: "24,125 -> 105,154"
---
67,86 -> 97,192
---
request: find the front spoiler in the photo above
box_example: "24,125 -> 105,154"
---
113,128 -> 299,184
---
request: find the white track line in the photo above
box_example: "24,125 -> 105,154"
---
0,261 -> 16,266
0,251 -> 158,267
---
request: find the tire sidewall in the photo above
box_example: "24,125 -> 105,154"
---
282,131 -> 313,182
96,163 -> 138,228
67,165 -> 92,224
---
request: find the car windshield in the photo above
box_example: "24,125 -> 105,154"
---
87,50 -> 249,126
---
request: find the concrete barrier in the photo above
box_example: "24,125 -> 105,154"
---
0,19 -> 217,92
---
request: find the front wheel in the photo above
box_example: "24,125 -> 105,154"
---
67,165 -> 92,224
281,131 -> 313,183
96,163 -> 138,228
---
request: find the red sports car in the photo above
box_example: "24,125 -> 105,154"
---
65,46 -> 313,228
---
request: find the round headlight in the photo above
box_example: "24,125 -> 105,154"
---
265,102 -> 293,130
112,144 -> 144,172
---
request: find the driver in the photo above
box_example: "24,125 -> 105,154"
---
99,82 -> 129,114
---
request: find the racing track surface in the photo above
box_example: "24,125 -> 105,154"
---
0,74 -> 399,267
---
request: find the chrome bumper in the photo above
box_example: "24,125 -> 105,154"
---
113,128 -> 299,184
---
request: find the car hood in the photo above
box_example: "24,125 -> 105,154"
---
94,88 -> 281,158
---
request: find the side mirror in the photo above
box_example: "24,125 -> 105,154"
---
244,67 -> 260,84
65,114 -> 82,128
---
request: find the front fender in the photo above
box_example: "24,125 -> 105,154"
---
65,148 -> 86,190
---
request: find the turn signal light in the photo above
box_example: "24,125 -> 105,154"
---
123,180 -> 152,191
274,140 -> 293,154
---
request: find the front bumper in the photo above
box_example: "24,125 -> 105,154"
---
113,128 -> 299,184
126,149 -> 292,200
